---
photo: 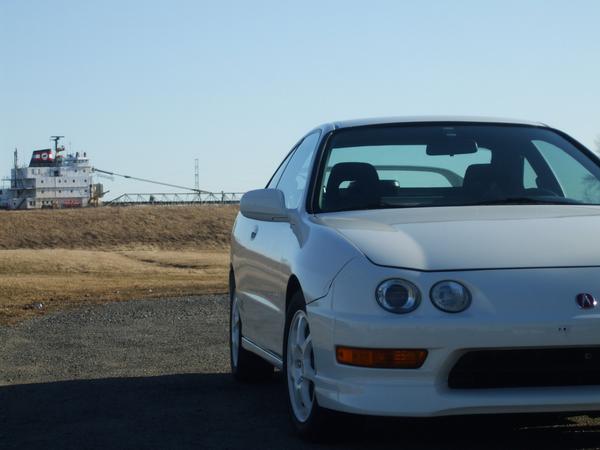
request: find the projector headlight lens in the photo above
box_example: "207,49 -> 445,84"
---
430,280 -> 471,313
376,279 -> 421,314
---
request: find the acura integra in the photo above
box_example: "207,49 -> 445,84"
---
229,117 -> 600,438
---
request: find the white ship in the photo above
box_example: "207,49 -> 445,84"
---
0,137 -> 102,210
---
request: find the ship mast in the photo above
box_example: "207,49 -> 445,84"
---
50,136 -> 64,153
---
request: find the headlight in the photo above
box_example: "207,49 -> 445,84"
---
376,279 -> 421,314
430,280 -> 471,313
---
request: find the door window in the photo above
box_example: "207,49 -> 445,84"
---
276,132 -> 321,209
266,151 -> 293,189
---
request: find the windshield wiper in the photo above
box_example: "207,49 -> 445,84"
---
464,196 -> 580,206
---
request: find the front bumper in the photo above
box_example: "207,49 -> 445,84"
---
307,260 -> 600,417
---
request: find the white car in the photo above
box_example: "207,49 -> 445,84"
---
229,117 -> 600,438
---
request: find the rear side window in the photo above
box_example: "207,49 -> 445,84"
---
533,140 -> 600,203
276,132 -> 321,209
523,159 -> 538,189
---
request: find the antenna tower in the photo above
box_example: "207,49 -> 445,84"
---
12,148 -> 18,188
194,158 -> 199,191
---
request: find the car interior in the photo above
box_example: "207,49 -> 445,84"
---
321,159 -> 568,212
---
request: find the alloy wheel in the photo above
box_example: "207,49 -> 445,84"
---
286,310 -> 316,422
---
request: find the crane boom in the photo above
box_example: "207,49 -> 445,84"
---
92,168 -> 209,194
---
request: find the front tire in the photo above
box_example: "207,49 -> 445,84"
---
283,291 -> 336,440
229,287 -> 273,381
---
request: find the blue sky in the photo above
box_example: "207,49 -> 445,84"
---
1,0 -> 599,198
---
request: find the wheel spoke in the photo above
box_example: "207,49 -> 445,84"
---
292,342 -> 302,361
303,364 -> 316,382
299,379 -> 312,408
294,382 -> 304,407
299,335 -> 311,355
295,315 -> 306,348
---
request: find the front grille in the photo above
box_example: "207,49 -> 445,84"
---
448,347 -> 600,389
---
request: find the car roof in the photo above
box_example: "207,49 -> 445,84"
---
325,116 -> 547,130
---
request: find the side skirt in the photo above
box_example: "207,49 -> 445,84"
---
241,336 -> 283,369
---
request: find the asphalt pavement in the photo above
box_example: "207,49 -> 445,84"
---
1,295 -> 599,450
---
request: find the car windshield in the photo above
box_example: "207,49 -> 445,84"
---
316,124 -> 600,212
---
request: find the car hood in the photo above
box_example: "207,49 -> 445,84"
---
315,205 -> 600,271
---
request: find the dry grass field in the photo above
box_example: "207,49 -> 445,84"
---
0,205 -> 238,324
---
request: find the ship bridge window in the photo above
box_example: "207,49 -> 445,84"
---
73,179 -> 75,183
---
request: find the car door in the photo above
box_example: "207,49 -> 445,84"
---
235,131 -> 321,356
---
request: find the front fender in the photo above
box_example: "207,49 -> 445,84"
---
290,215 -> 363,304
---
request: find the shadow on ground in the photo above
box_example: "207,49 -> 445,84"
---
1,373 -> 599,450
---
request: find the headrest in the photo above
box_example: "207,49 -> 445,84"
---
324,162 -> 380,211
327,162 -> 380,188
463,164 -> 495,189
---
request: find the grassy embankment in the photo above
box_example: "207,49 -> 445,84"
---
0,205 -> 237,324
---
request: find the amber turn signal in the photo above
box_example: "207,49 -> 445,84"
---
336,346 -> 427,369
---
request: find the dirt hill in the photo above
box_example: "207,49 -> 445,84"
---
0,205 -> 238,250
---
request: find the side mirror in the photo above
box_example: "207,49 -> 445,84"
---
240,189 -> 289,222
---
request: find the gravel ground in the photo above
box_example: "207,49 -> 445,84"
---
1,295 -> 600,450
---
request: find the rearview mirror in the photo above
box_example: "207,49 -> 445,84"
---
240,189 -> 289,222
426,136 -> 478,156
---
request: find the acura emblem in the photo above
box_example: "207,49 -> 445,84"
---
576,293 -> 597,310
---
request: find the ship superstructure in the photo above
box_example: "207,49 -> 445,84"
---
0,137 -> 101,210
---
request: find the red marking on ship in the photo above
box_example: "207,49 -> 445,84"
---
30,149 -> 55,167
